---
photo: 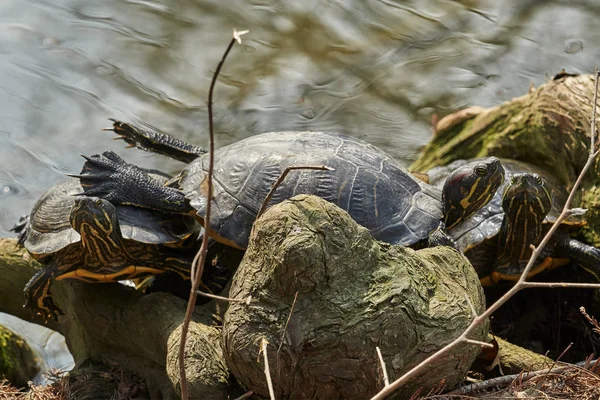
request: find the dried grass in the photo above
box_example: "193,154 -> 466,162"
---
420,359 -> 600,399
0,365 -> 145,400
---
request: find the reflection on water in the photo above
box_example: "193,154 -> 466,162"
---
1,0 -> 599,236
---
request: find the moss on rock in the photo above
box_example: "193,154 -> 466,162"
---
0,324 -> 39,389
223,194 -> 487,399
411,74 -> 600,246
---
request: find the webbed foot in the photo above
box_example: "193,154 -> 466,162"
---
108,120 -> 162,153
106,119 -> 205,163
428,223 -> 460,250
70,151 -> 190,213
24,270 -> 64,322
10,214 -> 30,247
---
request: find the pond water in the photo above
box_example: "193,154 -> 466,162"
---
1,0 -> 599,236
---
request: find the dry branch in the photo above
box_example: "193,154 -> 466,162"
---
178,29 -> 247,400
370,71 -> 600,399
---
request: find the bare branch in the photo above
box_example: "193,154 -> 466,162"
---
464,339 -> 494,349
233,391 -> 254,400
376,346 -> 390,387
522,282 -> 600,289
277,292 -> 299,356
370,71 -> 600,400
178,31 -> 244,400
591,68 -> 599,153
464,293 -> 477,319
196,291 -> 252,303
257,165 -> 334,219
260,339 -> 276,400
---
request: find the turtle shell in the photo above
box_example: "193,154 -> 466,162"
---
177,131 -> 443,249
427,158 -> 584,252
25,176 -> 198,257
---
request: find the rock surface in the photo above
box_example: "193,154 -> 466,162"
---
0,323 -> 39,389
223,194 -> 488,399
0,238 -> 229,400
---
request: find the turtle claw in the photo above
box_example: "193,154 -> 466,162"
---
10,215 -> 30,246
75,152 -> 139,205
24,274 -> 63,323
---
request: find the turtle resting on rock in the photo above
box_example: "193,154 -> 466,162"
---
16,163 -> 202,321
427,158 -> 600,285
73,120 -> 506,251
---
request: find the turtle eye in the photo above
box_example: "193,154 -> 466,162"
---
475,164 -> 488,176
95,199 -> 103,207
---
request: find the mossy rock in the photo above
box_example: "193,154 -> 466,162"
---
0,324 -> 39,389
411,74 -> 600,246
223,194 -> 487,399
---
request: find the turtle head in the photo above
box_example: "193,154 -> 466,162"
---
69,196 -> 124,254
501,173 -> 552,219
442,157 -> 505,229
496,173 -> 553,268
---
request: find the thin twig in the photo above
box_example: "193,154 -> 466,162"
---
464,339 -> 494,348
449,358 -> 599,395
376,346 -> 390,387
464,293 -> 477,319
370,71 -> 600,400
580,306 -> 600,335
277,292 -> 299,355
233,391 -> 254,400
257,165 -> 334,219
195,290 -> 252,303
178,29 -> 247,400
261,339 -> 276,400
522,281 -> 600,289
591,68 -> 599,153
544,342 -> 573,377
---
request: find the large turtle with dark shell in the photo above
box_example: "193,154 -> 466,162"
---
427,158 -> 600,285
17,158 -> 206,321
73,121 -> 505,251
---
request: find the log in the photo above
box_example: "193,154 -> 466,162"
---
223,194 -> 489,399
0,238 -> 228,400
494,336 -> 553,374
410,74 -> 600,246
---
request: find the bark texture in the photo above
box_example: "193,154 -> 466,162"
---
223,194 -> 488,399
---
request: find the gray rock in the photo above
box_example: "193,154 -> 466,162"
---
223,194 -> 488,399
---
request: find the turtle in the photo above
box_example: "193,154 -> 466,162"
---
18,159 -> 208,322
427,158 -> 600,285
72,120 -> 505,251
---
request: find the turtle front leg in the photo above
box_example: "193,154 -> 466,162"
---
70,151 -> 192,213
554,235 -> 600,281
24,267 -> 63,322
428,222 -> 460,250
108,120 -> 206,163
10,214 -> 30,247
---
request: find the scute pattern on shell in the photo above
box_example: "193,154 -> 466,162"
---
26,177 -> 197,257
178,131 -> 443,249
